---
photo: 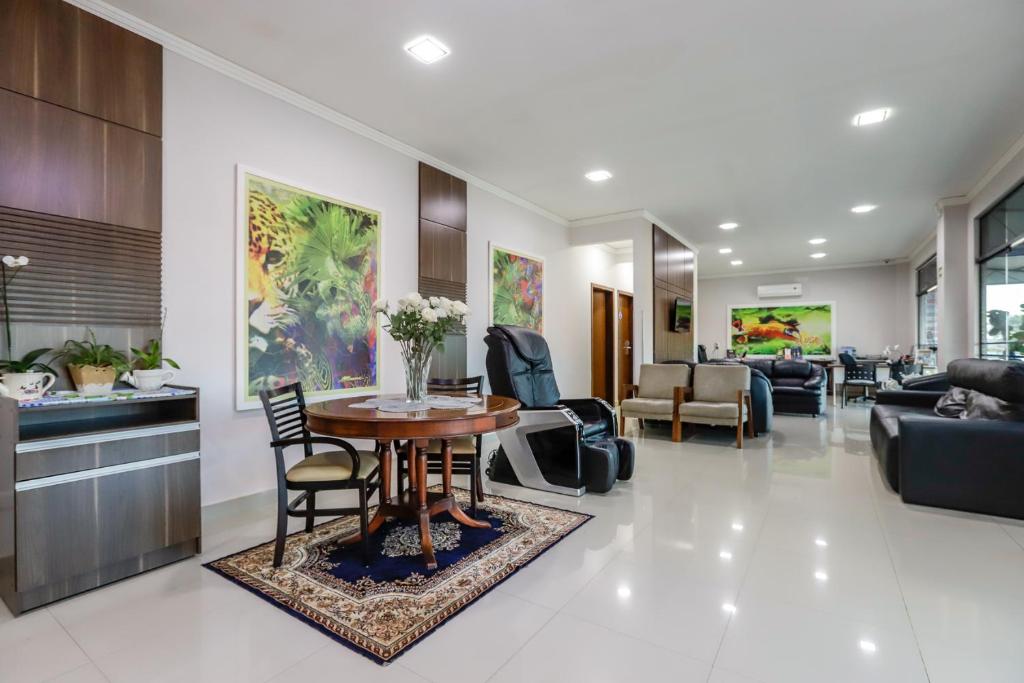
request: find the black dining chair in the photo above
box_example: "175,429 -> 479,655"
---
395,376 -> 486,517
259,383 -> 382,567
838,353 -> 879,407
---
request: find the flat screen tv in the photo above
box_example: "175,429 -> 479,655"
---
671,297 -> 692,332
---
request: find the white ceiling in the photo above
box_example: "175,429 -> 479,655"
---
101,0 -> 1024,275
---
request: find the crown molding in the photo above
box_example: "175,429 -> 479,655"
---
66,0 -> 569,228
968,128 -> 1024,202
568,209 -> 649,227
698,258 -> 908,281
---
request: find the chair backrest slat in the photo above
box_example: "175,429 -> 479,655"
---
428,375 -> 484,396
259,383 -> 310,450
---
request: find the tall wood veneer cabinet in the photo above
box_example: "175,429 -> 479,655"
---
0,389 -> 201,615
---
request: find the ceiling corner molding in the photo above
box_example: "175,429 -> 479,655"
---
642,211 -> 699,253
968,128 -> 1024,202
698,258 -> 909,281
65,0 -> 569,228
569,209 -> 699,252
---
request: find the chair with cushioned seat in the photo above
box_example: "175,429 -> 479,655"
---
620,363 -> 691,441
677,364 -> 754,448
839,352 -> 879,407
395,376 -> 486,517
259,383 -> 382,567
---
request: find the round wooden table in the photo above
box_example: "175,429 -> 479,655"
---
304,394 -> 520,569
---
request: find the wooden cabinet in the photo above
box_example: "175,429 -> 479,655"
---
419,163 -> 467,231
0,89 -> 162,231
0,0 -> 162,136
0,390 -> 201,615
419,220 -> 468,284
652,225 -> 696,362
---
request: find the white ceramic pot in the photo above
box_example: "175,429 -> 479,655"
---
121,368 -> 175,391
0,372 -> 56,401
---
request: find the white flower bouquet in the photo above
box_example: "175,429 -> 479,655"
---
373,293 -> 469,401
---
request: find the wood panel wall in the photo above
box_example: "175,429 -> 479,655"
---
653,224 -> 696,362
418,163 -> 468,377
0,0 -> 163,329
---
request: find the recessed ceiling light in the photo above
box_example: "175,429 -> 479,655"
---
851,204 -> 877,214
815,538 -> 828,547
585,169 -> 613,182
852,108 -> 891,126
719,222 -> 739,230
617,584 -> 632,599
859,639 -> 878,654
719,550 -> 733,560
808,238 -> 827,245
730,260 -> 744,266
810,252 -> 827,259
814,570 -> 829,582
719,247 -> 733,254
731,522 -> 745,531
722,602 -> 738,614
404,35 -> 450,64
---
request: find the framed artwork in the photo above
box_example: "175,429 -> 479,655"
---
235,167 -> 381,410
728,302 -> 835,359
914,347 -> 937,368
489,243 -> 544,332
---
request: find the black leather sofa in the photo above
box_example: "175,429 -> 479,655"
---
742,359 -> 827,416
484,325 -> 635,495
869,359 -> 1024,519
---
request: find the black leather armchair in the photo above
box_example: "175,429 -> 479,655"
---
743,359 -> 826,416
870,359 -> 1024,519
484,325 -> 635,495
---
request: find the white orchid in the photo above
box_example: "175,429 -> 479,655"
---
2,255 -> 29,268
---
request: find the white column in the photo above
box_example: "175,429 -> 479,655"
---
935,201 -> 970,367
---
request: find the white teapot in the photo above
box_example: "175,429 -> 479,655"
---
0,371 -> 56,401
120,368 -> 175,392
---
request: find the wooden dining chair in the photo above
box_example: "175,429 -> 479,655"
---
395,376 -> 486,517
259,383 -> 382,567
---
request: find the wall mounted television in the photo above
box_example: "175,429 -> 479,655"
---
671,297 -> 692,332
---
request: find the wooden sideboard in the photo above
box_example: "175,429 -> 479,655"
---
0,389 -> 201,614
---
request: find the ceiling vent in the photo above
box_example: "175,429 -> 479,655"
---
757,283 -> 802,299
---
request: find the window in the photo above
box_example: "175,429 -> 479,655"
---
915,256 -> 938,349
978,181 -> 1024,360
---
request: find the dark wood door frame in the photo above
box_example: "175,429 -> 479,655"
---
617,291 -> 634,405
590,284 -> 615,402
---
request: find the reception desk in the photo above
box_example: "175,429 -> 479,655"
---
0,388 -> 201,615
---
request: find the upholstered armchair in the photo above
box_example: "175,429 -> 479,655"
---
620,363 -> 691,441
677,364 -> 754,448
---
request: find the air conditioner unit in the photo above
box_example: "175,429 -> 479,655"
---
757,283 -> 802,299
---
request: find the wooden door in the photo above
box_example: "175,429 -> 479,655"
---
617,292 -> 634,402
591,285 -> 615,401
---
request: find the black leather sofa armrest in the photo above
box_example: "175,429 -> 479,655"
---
901,372 -> 949,392
899,415 -> 1024,518
560,397 -> 614,424
876,390 -> 943,408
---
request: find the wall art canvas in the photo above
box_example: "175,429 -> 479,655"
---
489,243 -> 544,332
728,302 -> 835,358
236,168 -> 381,409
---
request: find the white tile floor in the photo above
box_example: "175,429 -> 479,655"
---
4,403 -> 1024,682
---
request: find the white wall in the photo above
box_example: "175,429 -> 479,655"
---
697,264 -> 913,357
162,53 -> 618,505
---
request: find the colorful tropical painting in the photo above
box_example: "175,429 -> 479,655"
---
490,244 -> 544,332
729,303 -> 834,357
237,171 -> 380,409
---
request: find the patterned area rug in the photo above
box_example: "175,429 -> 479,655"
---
205,487 -> 591,664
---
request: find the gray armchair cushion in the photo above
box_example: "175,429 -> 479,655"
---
693,364 -> 750,403
620,397 -> 675,419
637,363 -> 690,399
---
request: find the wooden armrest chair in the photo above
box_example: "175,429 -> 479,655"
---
619,363 -> 692,442
395,376 -> 486,517
677,365 -> 754,448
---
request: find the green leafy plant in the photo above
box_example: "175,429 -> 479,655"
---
57,330 -> 130,374
0,347 -> 57,375
1,255 -> 54,373
131,339 -> 181,371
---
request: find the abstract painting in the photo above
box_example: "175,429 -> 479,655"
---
490,243 -> 544,332
236,168 -> 380,409
728,302 -> 834,358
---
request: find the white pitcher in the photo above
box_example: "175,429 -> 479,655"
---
0,372 -> 57,401
121,368 -> 175,391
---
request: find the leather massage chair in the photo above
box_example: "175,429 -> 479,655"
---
483,325 -> 635,495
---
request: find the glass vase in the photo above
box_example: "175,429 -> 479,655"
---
402,344 -> 434,403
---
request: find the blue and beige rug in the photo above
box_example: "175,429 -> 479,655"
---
205,487 -> 590,663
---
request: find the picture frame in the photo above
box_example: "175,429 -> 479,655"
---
727,301 -> 836,360
488,242 -> 545,332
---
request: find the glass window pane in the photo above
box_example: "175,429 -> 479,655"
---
980,247 -> 1024,360
917,290 -> 937,347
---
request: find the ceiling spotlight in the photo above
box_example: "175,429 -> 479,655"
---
814,570 -> 829,582
719,222 -> 739,230
719,247 -> 733,254
404,35 -> 450,64
815,538 -> 828,547
719,550 -> 733,561
722,602 -> 737,614
808,238 -> 827,245
859,639 -> 878,654
850,204 -> 877,214
810,252 -> 827,259
731,522 -> 745,531
852,108 -> 891,126
730,260 -> 744,266
617,584 -> 632,599
585,169 -> 613,182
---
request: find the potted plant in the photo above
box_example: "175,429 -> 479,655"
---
57,330 -> 130,396
373,293 -> 469,402
0,255 -> 57,401
123,338 -> 180,391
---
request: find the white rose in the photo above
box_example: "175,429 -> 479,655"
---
428,297 -> 441,307
397,297 -> 408,309
372,298 -> 388,312
1,256 -> 15,267
15,256 -> 28,266
406,292 -> 422,304
421,308 -> 438,323
433,306 -> 448,319
451,300 -> 469,316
